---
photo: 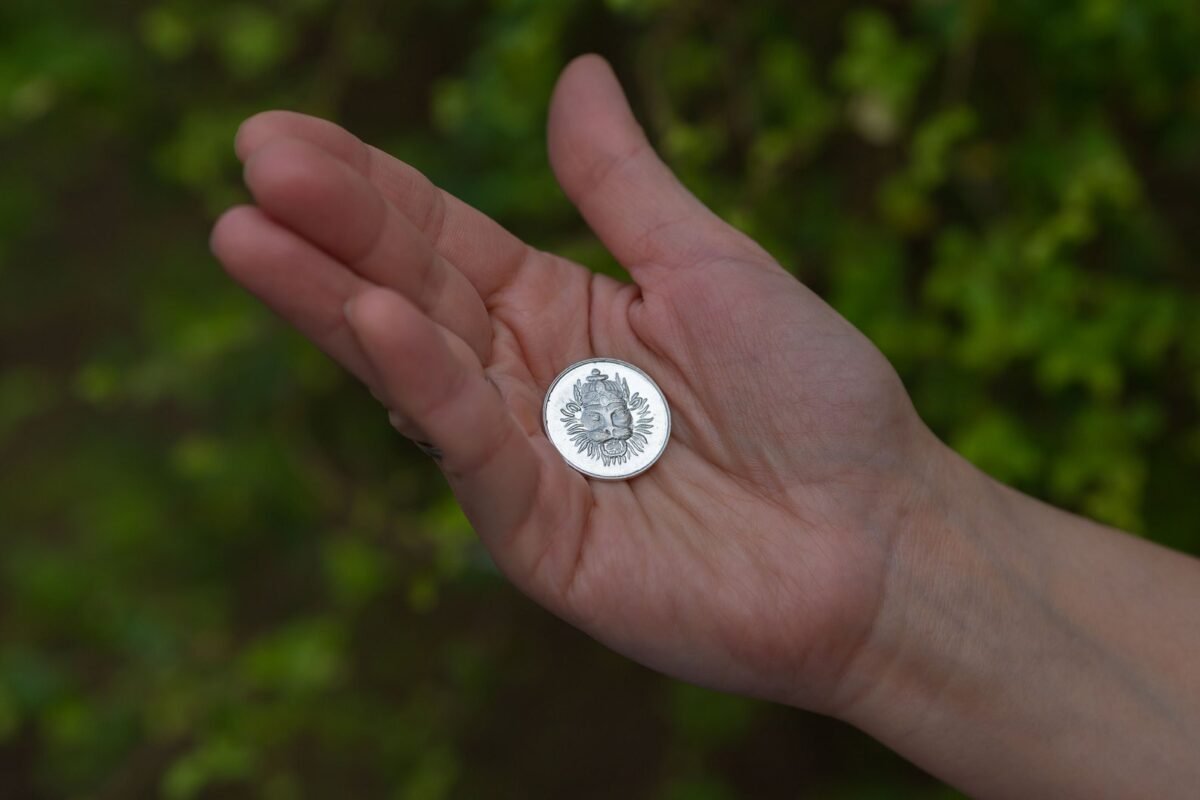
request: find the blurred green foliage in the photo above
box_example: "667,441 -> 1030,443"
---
2,0 -> 1199,796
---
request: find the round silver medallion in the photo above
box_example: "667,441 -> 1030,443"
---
542,358 -> 671,480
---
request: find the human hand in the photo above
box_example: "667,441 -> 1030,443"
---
211,54 -> 945,714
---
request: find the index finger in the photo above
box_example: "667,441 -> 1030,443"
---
236,110 -> 533,300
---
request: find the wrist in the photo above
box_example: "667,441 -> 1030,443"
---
826,431 -> 1200,797
826,432 -> 1027,737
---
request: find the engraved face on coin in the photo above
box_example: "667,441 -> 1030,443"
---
542,358 -> 671,480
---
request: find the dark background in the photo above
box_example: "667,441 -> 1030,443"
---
2,0 -> 1199,797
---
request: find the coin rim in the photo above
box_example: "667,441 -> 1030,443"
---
541,357 -> 672,481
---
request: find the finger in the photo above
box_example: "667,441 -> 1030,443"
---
210,205 -> 377,385
547,54 -> 768,281
343,287 -> 546,573
212,205 -> 436,434
243,138 -> 493,363
236,110 -> 530,299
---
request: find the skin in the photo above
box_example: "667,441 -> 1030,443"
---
211,55 -> 1200,797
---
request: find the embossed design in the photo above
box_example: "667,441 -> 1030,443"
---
559,369 -> 654,466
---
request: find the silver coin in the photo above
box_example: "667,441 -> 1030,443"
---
542,358 -> 671,480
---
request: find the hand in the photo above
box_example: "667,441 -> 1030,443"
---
215,54 -> 1200,797
211,55 -> 941,713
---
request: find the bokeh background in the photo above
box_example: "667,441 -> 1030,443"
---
3,0 -> 1200,797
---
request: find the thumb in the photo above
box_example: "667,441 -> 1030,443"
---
547,54 -> 762,282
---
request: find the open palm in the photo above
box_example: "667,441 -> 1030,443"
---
213,55 -> 935,712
